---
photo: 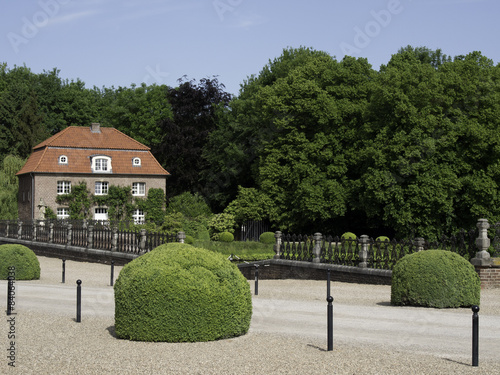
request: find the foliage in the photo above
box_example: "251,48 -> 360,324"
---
224,186 -> 274,223
142,188 -> 166,224
259,232 -> 275,244
184,234 -> 195,244
166,192 -> 212,218
56,182 -> 91,219
391,250 -> 480,308
44,207 -> 57,219
218,231 -> 234,242
0,155 -> 25,219
158,212 -> 184,236
192,240 -> 275,262
154,77 -> 232,198
375,236 -> 390,243
114,243 -> 252,342
93,185 -> 134,222
0,244 -> 40,280
207,213 -> 237,241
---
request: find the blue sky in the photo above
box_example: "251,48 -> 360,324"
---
1,0 -> 499,96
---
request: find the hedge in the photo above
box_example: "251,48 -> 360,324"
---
0,244 -> 40,280
391,250 -> 480,308
114,243 -> 252,342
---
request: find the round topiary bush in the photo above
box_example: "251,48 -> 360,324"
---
184,234 -> 195,244
341,232 -> 357,240
0,244 -> 40,280
218,231 -> 234,242
376,236 -> 390,243
391,250 -> 480,308
114,243 -> 252,342
259,232 -> 275,244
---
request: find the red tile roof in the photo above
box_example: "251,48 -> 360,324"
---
17,125 -> 169,176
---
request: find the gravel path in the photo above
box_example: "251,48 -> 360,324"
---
2,256 -> 500,374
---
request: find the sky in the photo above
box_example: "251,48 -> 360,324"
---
1,0 -> 499,96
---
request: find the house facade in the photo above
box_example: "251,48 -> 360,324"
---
16,123 -> 169,222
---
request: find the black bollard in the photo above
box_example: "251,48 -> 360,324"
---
327,295 -> 333,351
76,279 -> 82,323
7,276 -> 14,316
472,305 -> 479,367
254,264 -> 259,296
62,258 -> 66,284
110,260 -> 115,287
327,269 -> 331,298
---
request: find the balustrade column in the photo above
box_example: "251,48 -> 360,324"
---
87,225 -> 94,249
139,229 -> 147,253
177,231 -> 186,244
49,222 -> 54,243
471,218 -> 493,266
32,221 -> 37,241
358,235 -> 370,268
17,220 -> 22,239
67,224 -> 73,246
313,232 -> 322,263
415,237 -> 425,252
5,221 -> 9,238
111,227 -> 118,252
274,231 -> 282,259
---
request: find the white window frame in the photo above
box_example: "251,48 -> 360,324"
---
58,155 -> 68,164
57,207 -> 69,219
132,209 -> 145,224
94,207 -> 108,221
57,181 -> 71,194
92,156 -> 112,173
132,182 -> 146,196
94,181 -> 109,195
132,157 -> 141,166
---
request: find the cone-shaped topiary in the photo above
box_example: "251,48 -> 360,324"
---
114,243 -> 252,342
391,250 -> 480,308
0,244 -> 40,280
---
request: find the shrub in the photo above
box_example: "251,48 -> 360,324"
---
391,250 -> 480,308
259,232 -> 275,244
0,244 -> 40,280
376,236 -> 390,242
208,213 -> 237,240
218,231 -> 234,242
114,243 -> 252,342
184,234 -> 195,244
341,232 -> 357,240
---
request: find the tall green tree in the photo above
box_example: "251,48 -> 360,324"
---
0,155 -> 26,219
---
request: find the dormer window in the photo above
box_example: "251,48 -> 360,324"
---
132,157 -> 141,166
91,156 -> 112,173
58,155 -> 68,164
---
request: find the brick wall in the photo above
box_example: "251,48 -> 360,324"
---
475,265 -> 500,289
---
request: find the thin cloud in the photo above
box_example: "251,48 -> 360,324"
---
47,10 -> 99,26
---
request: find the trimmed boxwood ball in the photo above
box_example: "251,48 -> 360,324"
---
0,244 -> 40,280
218,231 -> 234,242
391,250 -> 480,308
259,232 -> 275,244
114,243 -> 252,342
341,232 -> 357,240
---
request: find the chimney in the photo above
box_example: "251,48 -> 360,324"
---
90,123 -> 101,133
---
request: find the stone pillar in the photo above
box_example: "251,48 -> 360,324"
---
49,222 -> 54,243
67,224 -> 73,246
18,220 -> 22,239
274,231 -> 282,259
415,237 -> 425,252
111,226 -> 118,252
139,229 -> 147,253
5,221 -> 9,238
313,232 -> 322,263
471,218 -> 493,266
87,225 -> 94,249
177,231 -> 186,244
358,235 -> 370,268
32,221 -> 37,241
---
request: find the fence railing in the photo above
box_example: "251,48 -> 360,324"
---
275,221 -> 491,270
0,220 -> 180,255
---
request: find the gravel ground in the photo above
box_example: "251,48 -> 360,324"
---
2,256 -> 500,375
